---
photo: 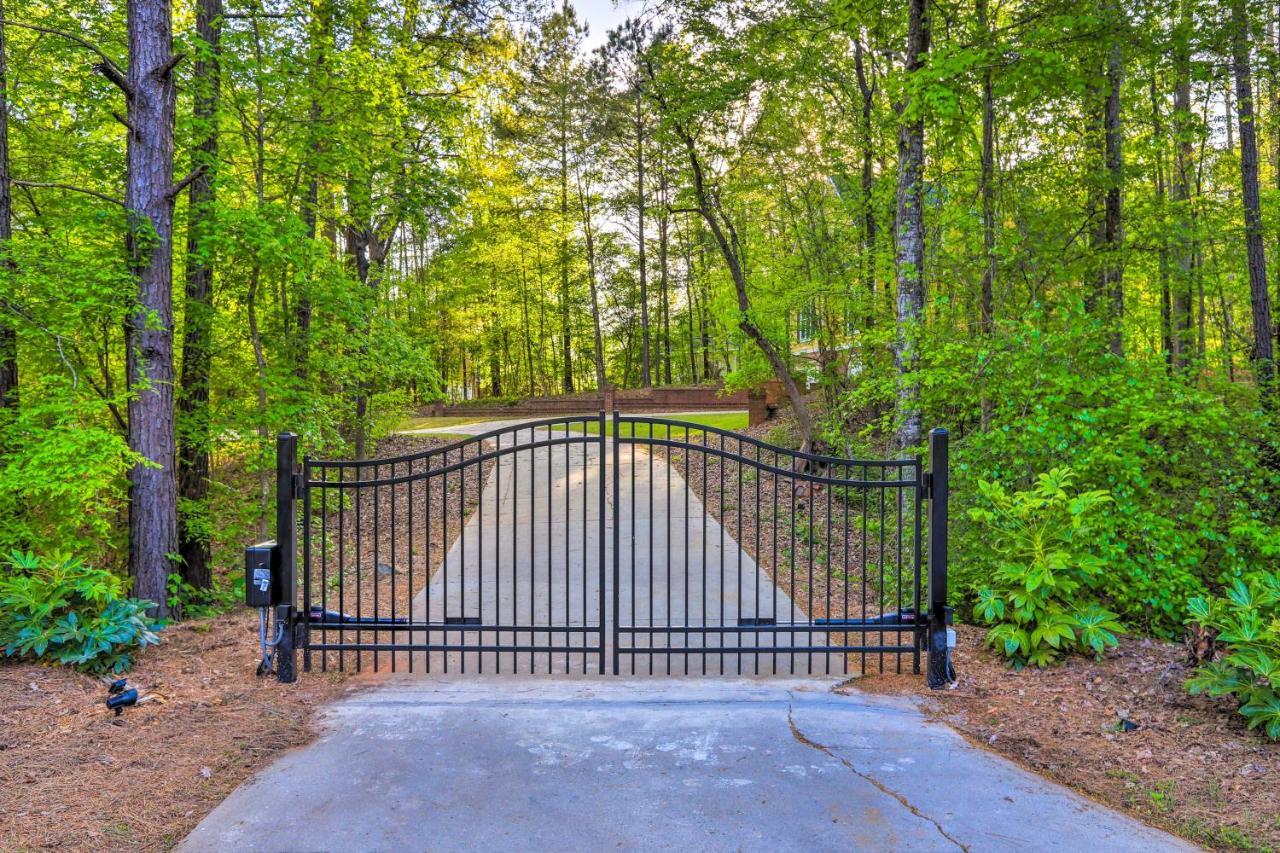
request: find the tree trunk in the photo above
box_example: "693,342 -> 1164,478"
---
659,162 -> 672,385
1232,0 -> 1276,405
977,2 -> 995,338
559,118 -> 574,394
177,0 -> 222,591
855,40 -> 877,329
1151,76 -> 1172,368
519,247 -> 536,395
296,0 -> 331,380
0,0 -> 16,413
1170,2 -> 1195,371
578,178 -> 607,390
893,0 -> 929,450
977,0 -> 995,429
673,124 -> 814,447
124,0 -> 179,614
680,213 -> 698,382
1102,30 -> 1125,356
635,90 -> 651,387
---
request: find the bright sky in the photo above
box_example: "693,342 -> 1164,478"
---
573,0 -> 646,51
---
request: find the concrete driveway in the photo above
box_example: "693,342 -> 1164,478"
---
180,677 -> 1193,852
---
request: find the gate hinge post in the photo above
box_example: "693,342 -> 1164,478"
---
275,433 -> 299,684
292,471 -> 305,499
926,428 -> 953,689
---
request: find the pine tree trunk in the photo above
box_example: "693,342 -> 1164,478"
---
1232,0 -> 1277,405
559,121 -> 573,394
636,91 -> 650,388
855,40 -> 877,330
1170,2 -> 1195,371
681,214 -> 698,382
977,0 -> 995,429
580,190 -> 607,391
125,0 -> 179,614
1103,33 -> 1125,356
893,0 -> 929,450
177,0 -> 221,590
297,0 -> 331,380
659,164 -> 672,385
977,0 -> 995,340
0,0 -> 16,413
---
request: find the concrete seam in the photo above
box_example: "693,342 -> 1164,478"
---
786,695 -> 969,853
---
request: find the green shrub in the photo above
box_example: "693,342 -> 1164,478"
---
0,551 -> 162,673
836,305 -> 1280,637
1185,574 -> 1280,740
969,467 -> 1124,667
0,388 -> 140,564
166,571 -> 244,620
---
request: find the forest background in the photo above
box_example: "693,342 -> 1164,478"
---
2,0 -> 1278,653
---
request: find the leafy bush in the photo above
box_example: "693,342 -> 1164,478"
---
0,552 -> 162,673
166,571 -> 244,620
1185,574 -> 1280,740
969,467 -> 1124,667
0,388 -> 140,565
836,305 -> 1280,637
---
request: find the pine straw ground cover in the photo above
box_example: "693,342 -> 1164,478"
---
676,418 -> 1278,851
0,434 -> 487,851
0,612 -> 358,851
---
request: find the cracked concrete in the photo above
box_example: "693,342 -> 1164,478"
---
784,697 -> 969,851
180,678 -> 1194,852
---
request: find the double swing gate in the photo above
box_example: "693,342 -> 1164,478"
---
259,414 -> 952,686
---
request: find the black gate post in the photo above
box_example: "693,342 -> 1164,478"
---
611,410 -> 621,675
926,428 -> 951,689
599,410 -> 608,676
275,432 -> 299,684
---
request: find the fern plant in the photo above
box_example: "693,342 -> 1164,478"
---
1185,574 -> 1280,740
970,467 -> 1123,667
0,551 -> 162,673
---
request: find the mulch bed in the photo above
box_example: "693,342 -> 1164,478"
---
0,434 -> 487,851
0,612 -> 360,851
858,625 -> 1280,851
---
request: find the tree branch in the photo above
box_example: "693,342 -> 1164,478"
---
155,52 -> 186,80
13,179 -> 125,207
6,21 -> 128,89
94,62 -> 132,98
168,165 -> 206,200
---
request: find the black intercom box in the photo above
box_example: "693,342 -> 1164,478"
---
244,541 -> 282,607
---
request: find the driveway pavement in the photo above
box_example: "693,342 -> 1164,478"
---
180,677 -> 1194,852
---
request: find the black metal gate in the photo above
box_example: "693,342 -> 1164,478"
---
265,414 -> 950,685
297,415 -> 607,675
611,414 -> 932,677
